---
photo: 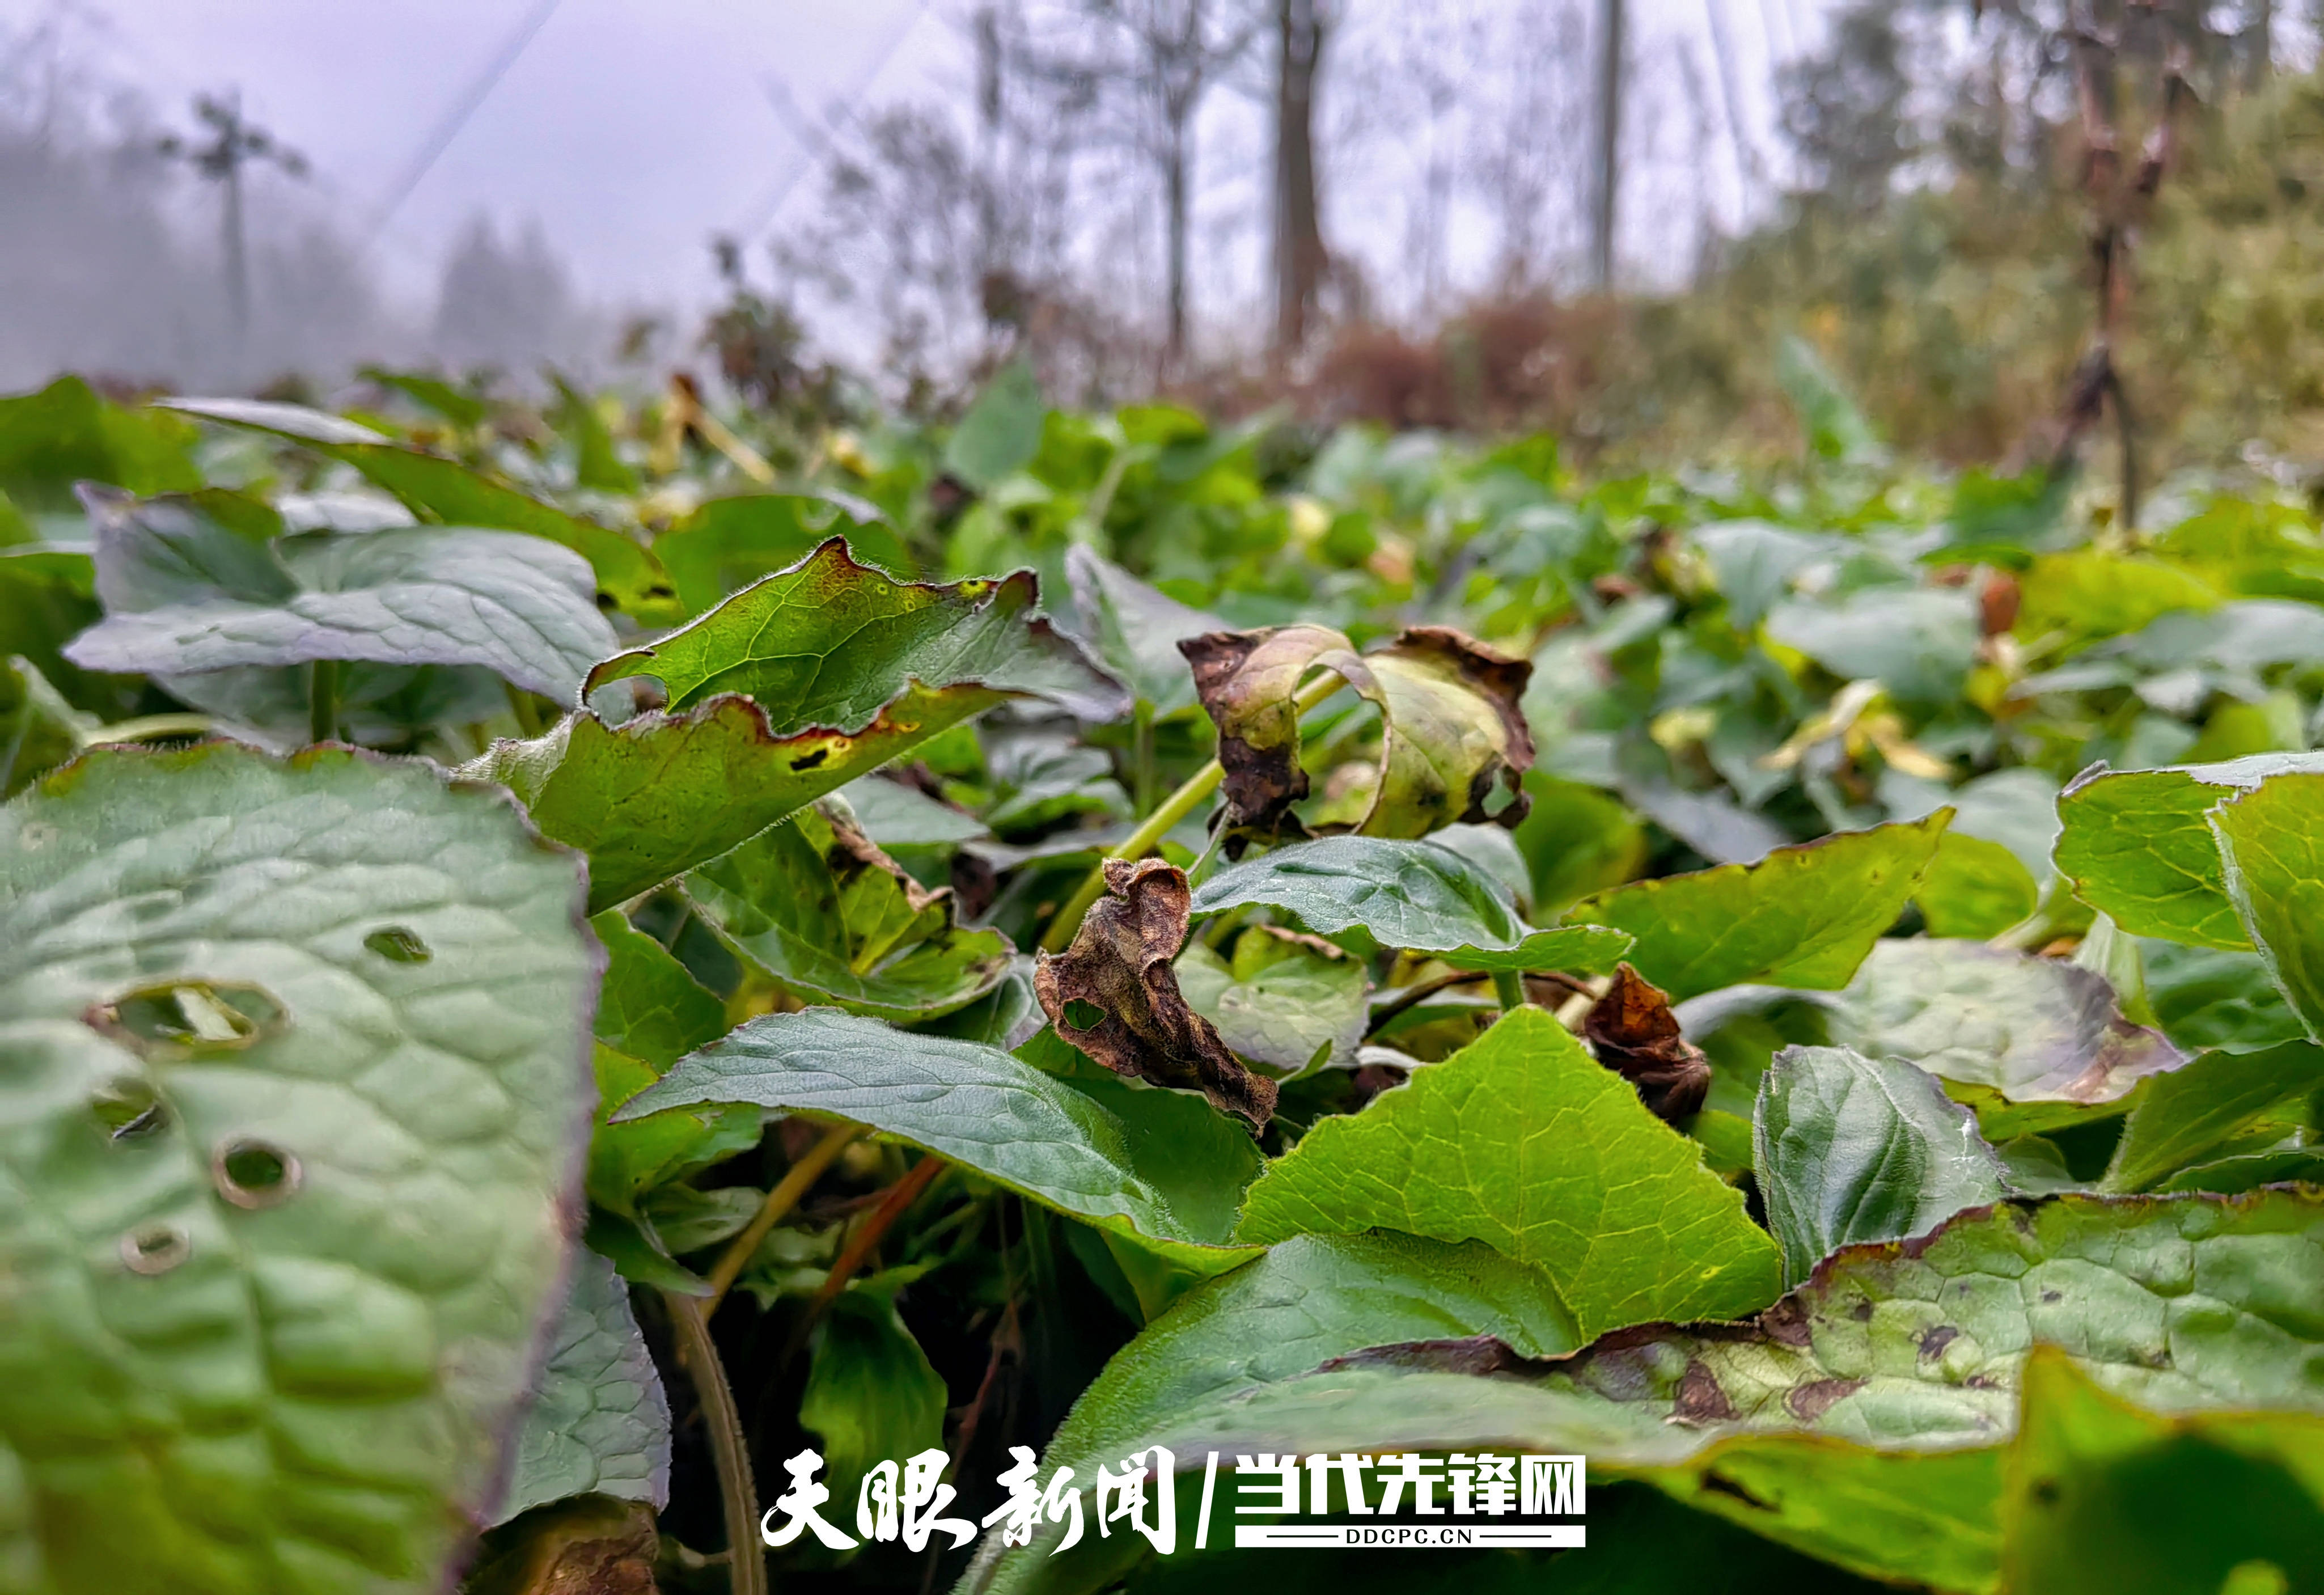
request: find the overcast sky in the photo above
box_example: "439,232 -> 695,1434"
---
9,0 -> 1835,313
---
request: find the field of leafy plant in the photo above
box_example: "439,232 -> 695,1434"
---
3,361 -> 2322,1595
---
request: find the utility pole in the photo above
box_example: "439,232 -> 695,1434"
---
1592,0 -> 1626,291
158,92 -> 307,378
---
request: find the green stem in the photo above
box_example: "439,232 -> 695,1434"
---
664,1292 -> 766,1595
1493,970 -> 1527,1013
1040,670 -> 1348,953
307,659 -> 339,746
1040,759 -> 1223,952
703,1120 -> 862,1320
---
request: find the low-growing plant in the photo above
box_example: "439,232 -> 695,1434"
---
2,367 -> 2321,1594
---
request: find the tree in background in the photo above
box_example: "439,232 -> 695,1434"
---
432,218 -> 586,376
1271,0 -> 1330,358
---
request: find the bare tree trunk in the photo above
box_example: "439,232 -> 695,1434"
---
1165,118 -> 1191,368
1273,0 -> 1328,358
2246,0 -> 2273,90
1592,0 -> 1626,291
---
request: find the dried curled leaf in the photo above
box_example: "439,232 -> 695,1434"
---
1034,858 -> 1279,1132
1180,624 -> 1375,844
1584,963 -> 1712,1122
1180,622 -> 1534,851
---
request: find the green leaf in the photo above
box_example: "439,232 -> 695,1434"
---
2103,1040 -> 2324,1192
1831,939 -> 2188,1106
943,357 -> 1047,490
2000,1346 -> 2324,1595
590,911 -> 727,1070
689,804 -> 1011,1021
0,378 -> 199,510
835,776 -> 989,848
799,1291 -> 949,1515
158,396 -> 680,621
493,1252 -> 670,1524
2212,772 -> 2324,1041
1174,930 -> 1369,1075
473,689 -> 1038,913
1188,835 -> 1632,974
2141,940 -> 2306,1052
1694,519 -> 1833,629
1916,833 -> 2040,938
2157,1148 -> 2324,1194
2055,754 -> 2324,950
613,1008 -> 1263,1272
1566,815 -> 1949,1002
1766,589 -> 1978,703
2013,549 -> 2221,644
1754,1045 -> 2013,1285
967,1233 -> 1579,1590
1125,1188 -> 2324,1594
587,1043 -> 761,1224
654,492 -> 904,615
549,373 -> 638,494
1064,546 -> 1224,718
1776,333 -> 1883,466
66,489 -> 619,701
585,538 -> 1124,725
1235,1006 -> 1783,1335
0,743 -> 596,1593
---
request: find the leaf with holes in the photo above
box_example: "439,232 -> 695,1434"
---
0,742 -> 596,1594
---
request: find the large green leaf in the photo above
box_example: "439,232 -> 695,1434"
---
1235,1006 -> 1783,1335
0,743 -> 596,1594
2000,1346 -> 2324,1595
2054,754 -> 2324,950
1830,939 -> 2187,1106
1121,1188 -> 2324,1594
1754,1044 -> 2013,1285
1766,589 -> 1977,703
1188,835 -> 1631,974
493,1252 -> 670,1525
943,357 -> 1047,490
2212,772 -> 2324,1040
1565,815 -> 1949,1002
585,538 -> 1124,721
589,911 -> 727,1071
613,1009 -> 1262,1273
66,489 -> 618,702
158,397 -> 680,621
689,803 -> 1011,1021
2103,1040 -> 2324,1192
966,1232 -> 1580,1593
2140,939 -> 2306,1052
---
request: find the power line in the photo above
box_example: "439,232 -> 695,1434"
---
365,0 -> 563,243
730,0 -> 933,244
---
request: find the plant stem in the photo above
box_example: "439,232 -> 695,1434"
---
1492,970 -> 1527,1012
1040,670 -> 1348,953
1555,975 -> 1610,1031
664,1292 -> 767,1595
307,659 -> 338,746
704,1121 -> 863,1320
782,1154 -> 947,1365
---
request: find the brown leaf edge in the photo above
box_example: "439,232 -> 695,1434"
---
1032,857 -> 1279,1133
1179,624 -> 1375,849
1584,962 -> 1712,1123
1373,625 -> 1537,830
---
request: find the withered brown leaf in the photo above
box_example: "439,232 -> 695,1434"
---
1582,962 -> 1712,1123
1034,857 -> 1279,1132
1179,624 -> 1376,846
